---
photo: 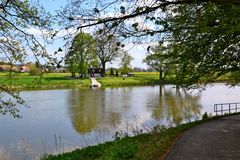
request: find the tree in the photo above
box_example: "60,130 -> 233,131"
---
28,62 -> 41,76
119,51 -> 133,74
0,0 -> 51,63
144,44 -> 172,83
94,29 -> 121,76
59,0 -> 240,86
110,68 -> 114,76
0,0 -> 50,117
65,32 -> 97,77
166,3 -> 240,86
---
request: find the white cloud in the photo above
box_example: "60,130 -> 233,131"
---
25,27 -> 42,37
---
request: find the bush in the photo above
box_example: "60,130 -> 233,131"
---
202,112 -> 209,120
28,64 -> 41,75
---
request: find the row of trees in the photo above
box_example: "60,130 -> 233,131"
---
60,0 -> 240,87
65,31 -> 133,77
1,0 -> 239,117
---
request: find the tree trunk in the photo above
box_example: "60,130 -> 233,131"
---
101,61 -> 106,77
159,69 -> 164,84
72,72 -> 75,77
159,84 -> 163,97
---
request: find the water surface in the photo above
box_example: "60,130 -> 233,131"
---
0,84 -> 239,159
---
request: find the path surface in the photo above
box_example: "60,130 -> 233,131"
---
90,77 -> 101,88
165,114 -> 240,160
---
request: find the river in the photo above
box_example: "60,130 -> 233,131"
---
0,84 -> 239,159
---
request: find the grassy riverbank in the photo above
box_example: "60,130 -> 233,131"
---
98,73 -> 160,87
42,114 -> 226,160
0,72 -> 160,90
0,71 -> 232,90
0,73 -> 90,89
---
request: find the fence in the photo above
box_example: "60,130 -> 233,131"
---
214,102 -> 240,115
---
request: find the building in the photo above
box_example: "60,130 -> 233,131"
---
88,68 -> 103,77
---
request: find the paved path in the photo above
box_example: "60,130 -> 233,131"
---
90,77 -> 101,88
165,114 -> 240,160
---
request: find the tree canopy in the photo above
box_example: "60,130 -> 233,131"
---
59,0 -> 240,86
0,0 -> 51,63
119,51 -> 133,74
144,44 -> 172,82
94,29 -> 122,76
65,32 -> 97,77
167,2 -> 240,86
0,0 -> 50,117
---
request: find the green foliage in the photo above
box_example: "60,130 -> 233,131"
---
201,112 -> 213,120
110,68 -> 114,76
151,125 -> 167,134
94,27 -> 122,76
0,86 -> 26,118
0,0 -> 51,117
28,64 -> 41,76
118,67 -> 132,75
143,44 -> 173,82
110,139 -> 138,160
202,112 -> 209,120
165,3 -> 240,86
60,0 -> 240,86
0,0 -> 51,63
119,51 -> 134,74
225,71 -> 240,85
65,32 -> 97,77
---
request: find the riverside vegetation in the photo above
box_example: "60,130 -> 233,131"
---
0,72 -> 161,90
0,71 -> 229,90
42,113 -> 234,160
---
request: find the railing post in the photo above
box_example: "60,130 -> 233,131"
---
229,104 -> 231,114
221,104 -> 223,115
214,104 -> 216,116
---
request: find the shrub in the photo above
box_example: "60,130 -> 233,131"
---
28,64 -> 41,75
201,112 -> 209,120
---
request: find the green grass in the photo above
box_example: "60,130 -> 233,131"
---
0,73 -> 90,90
0,71 -> 234,90
0,72 -> 161,90
98,74 -> 160,87
42,115 -> 223,160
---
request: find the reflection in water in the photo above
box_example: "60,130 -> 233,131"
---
69,89 -> 105,133
1,84 -> 239,160
15,139 -> 37,160
68,86 -> 202,134
68,88 -> 132,133
147,86 -> 201,126
0,139 -> 38,160
0,147 -> 10,160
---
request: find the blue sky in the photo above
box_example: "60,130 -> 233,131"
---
39,0 -> 148,68
40,0 -> 67,13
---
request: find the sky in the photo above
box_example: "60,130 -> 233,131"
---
38,0 -> 148,69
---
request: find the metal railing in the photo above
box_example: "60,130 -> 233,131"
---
214,102 -> 240,115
